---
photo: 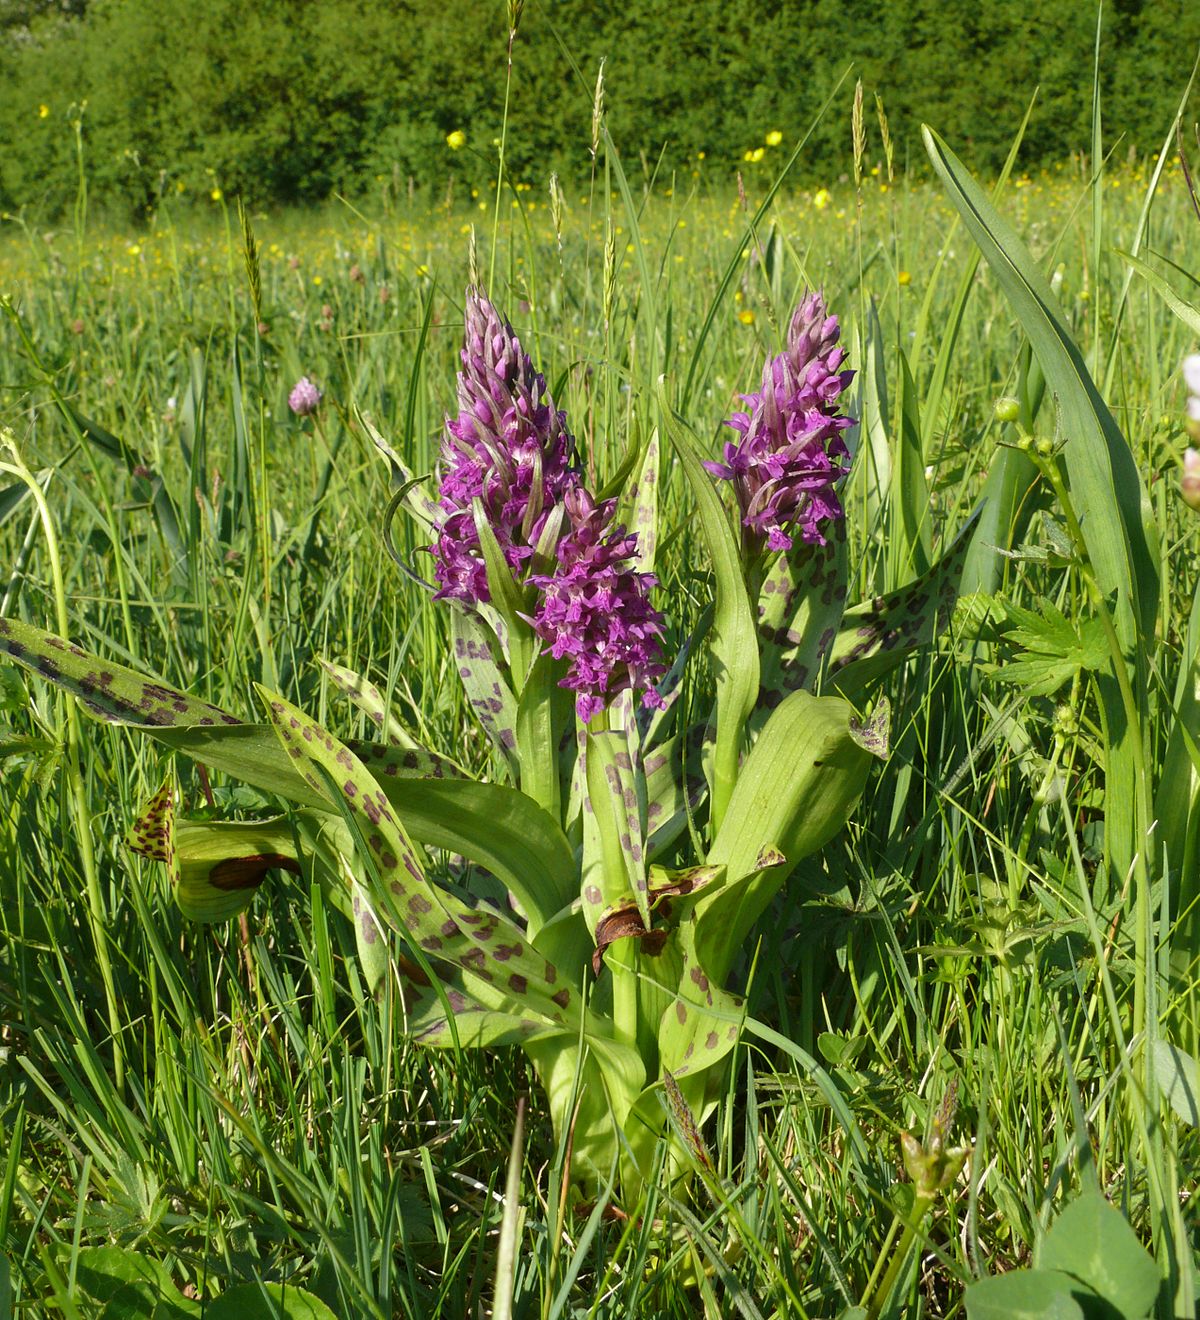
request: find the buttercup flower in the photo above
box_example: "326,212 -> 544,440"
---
530,487 -> 666,721
446,130 -> 467,150
707,292 -> 854,552
431,288 -> 577,603
288,376 -> 323,417
765,129 -> 783,147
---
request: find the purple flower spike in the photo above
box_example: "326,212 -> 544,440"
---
288,376 -> 323,416
706,292 -> 855,552
432,287 -> 577,603
530,488 -> 667,722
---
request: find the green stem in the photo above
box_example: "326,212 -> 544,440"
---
488,23 -> 517,294
0,438 -> 124,1096
861,1192 -> 934,1320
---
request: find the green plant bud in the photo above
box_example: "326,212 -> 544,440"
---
993,396 -> 1020,423
1035,437 -> 1054,457
1182,449 -> 1200,511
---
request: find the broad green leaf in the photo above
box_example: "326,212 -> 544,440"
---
660,383 -> 759,834
259,688 -> 576,1025
644,726 -> 707,859
204,1282 -> 337,1320
515,652 -> 566,819
965,1271 -> 1085,1320
888,347 -> 933,587
700,693 -> 887,984
923,127 -> 1159,646
525,1032 -> 647,1190
1039,1194 -> 1159,1320
826,508 -> 980,699
1152,1039 -> 1200,1128
73,1245 -> 200,1318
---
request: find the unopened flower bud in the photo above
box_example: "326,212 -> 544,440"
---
993,396 -> 1020,424
1035,437 -> 1054,457
1181,448 -> 1200,510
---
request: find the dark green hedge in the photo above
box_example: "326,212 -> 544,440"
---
1,0 -> 1197,216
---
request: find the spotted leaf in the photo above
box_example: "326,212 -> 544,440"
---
258,687 -> 576,1025
756,522 -> 848,713
450,607 -> 520,771
826,509 -> 980,699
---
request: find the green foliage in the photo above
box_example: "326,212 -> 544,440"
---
966,1196 -> 1160,1320
1,0 -> 1199,216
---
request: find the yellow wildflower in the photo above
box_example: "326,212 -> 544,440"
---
813,188 -> 831,210
446,130 -> 466,150
765,129 -> 782,147
898,270 -> 911,287
737,308 -> 755,325
38,104 -> 49,119
210,187 -> 222,202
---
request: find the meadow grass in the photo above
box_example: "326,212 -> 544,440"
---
1,133 -> 1200,1319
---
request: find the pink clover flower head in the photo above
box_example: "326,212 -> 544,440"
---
432,287 -> 577,603
530,486 -> 667,722
288,376 -> 323,417
706,291 -> 855,552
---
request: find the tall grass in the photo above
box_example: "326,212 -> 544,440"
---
2,109 -> 1200,1317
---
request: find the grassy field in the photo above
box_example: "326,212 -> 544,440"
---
2,123 -> 1200,1319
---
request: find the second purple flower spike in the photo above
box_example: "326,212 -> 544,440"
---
706,292 -> 855,553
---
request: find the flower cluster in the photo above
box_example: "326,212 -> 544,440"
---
706,292 -> 854,552
288,376 -> 323,416
529,488 -> 666,722
432,289 -> 577,605
432,290 -> 665,720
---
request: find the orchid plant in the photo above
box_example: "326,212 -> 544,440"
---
0,287 -> 978,1203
